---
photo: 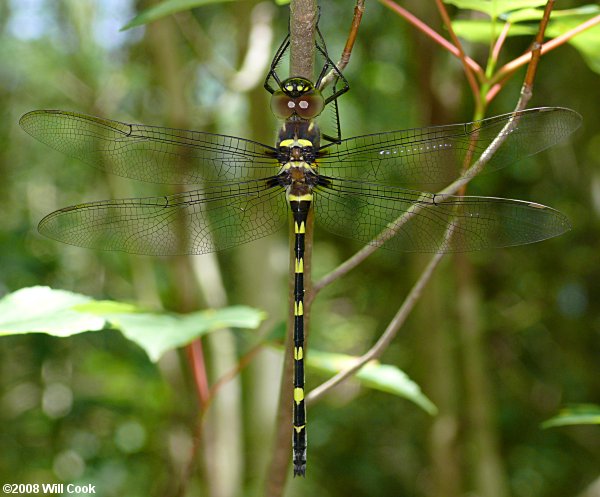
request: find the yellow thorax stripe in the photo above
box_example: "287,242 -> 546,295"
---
279,138 -> 314,148
279,138 -> 313,148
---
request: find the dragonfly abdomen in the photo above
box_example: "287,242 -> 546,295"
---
288,197 -> 310,476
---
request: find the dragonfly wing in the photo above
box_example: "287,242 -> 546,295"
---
314,178 -> 570,253
20,110 -> 279,184
38,180 -> 288,255
318,107 -> 581,189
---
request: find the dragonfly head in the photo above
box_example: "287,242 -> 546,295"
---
271,77 -> 325,120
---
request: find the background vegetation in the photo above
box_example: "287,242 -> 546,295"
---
1,1 -> 599,496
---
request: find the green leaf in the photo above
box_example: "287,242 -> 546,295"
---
274,0 -> 290,5
74,300 -> 141,314
444,0 -> 547,18
451,6 -> 600,72
542,404 -> 600,428
504,4 -> 600,23
307,350 -> 438,415
0,286 -> 105,337
106,306 -> 266,361
0,287 -> 266,362
544,9 -> 600,75
122,0 -> 237,31
451,19 -> 534,43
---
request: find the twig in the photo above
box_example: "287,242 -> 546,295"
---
490,21 -> 511,70
313,1 -> 565,298
310,1 -> 562,402
434,0 -> 480,108
312,102 -> 522,299
516,0 -> 555,110
309,116 -> 527,400
307,243 -> 448,404
265,0 -> 317,493
319,0 -> 365,88
379,0 -> 483,77
491,12 -> 600,88
174,408 -> 209,497
289,0 -> 318,79
187,340 -> 210,406
208,343 -> 264,401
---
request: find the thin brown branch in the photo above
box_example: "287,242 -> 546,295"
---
479,20 -> 510,104
265,1 -> 317,493
208,343 -> 264,401
307,246 -> 448,404
379,0 -> 483,77
337,0 -> 365,72
435,0 -> 480,106
310,105 -> 528,400
187,340 -> 210,407
313,1 -> 574,297
517,0 -> 555,110
289,0 -> 318,79
309,102 -> 539,400
319,0 -> 365,88
310,242 -> 373,300
173,408 -> 209,497
311,116 -> 513,298
491,12 -> 600,88
310,1 -> 565,406
485,80 -> 504,103
490,21 -> 511,68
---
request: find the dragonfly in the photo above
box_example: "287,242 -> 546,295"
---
20,28 -> 581,477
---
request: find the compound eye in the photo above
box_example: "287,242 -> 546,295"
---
270,91 -> 295,119
295,92 -> 325,119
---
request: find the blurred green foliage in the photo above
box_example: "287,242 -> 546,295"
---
542,403 -> 600,428
1,1 -> 599,497
0,286 -> 266,361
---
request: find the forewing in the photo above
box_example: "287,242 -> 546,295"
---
20,110 -> 279,184
38,180 -> 288,255
314,178 -> 570,253
318,107 -> 581,189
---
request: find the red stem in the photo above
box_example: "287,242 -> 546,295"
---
187,340 -> 210,407
380,0 -> 483,77
491,21 -> 511,67
492,13 -> 600,85
434,0 -> 481,108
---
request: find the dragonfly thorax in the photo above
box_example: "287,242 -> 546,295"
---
276,120 -> 320,161
278,156 -> 319,191
278,140 -> 316,162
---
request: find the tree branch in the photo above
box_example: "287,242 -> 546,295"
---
265,0 -> 317,493
319,0 -> 366,88
307,245 -> 448,404
289,0 -> 317,79
434,0 -> 481,109
379,0 -> 483,78
309,0 -> 563,411
517,0 -> 554,110
491,12 -> 600,89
